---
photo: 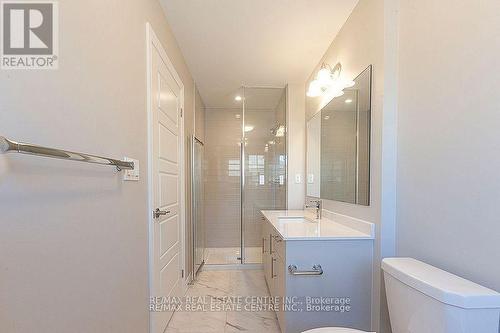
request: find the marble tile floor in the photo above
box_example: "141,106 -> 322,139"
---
205,247 -> 262,265
166,270 -> 281,333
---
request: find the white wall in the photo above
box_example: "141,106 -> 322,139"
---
0,1 -> 195,332
396,0 -> 500,304
304,0 -> 397,331
287,83 -> 306,209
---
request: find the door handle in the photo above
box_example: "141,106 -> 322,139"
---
153,208 -> 170,218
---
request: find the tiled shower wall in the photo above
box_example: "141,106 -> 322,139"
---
204,108 -> 242,248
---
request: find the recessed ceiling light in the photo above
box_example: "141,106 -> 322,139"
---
324,115 -> 330,120
235,95 -> 242,101
235,114 -> 241,119
244,125 -> 254,132
345,99 -> 353,104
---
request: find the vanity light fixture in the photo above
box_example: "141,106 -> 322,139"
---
306,62 -> 355,98
345,99 -> 353,104
306,79 -> 323,97
235,95 -> 242,101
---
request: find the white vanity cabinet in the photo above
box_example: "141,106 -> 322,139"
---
261,211 -> 374,333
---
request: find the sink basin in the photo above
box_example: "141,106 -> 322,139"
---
277,217 -> 316,224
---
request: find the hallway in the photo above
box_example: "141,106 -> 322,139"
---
166,270 -> 280,333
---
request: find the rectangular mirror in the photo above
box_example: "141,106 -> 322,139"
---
306,65 -> 371,205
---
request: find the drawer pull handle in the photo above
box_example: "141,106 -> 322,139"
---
288,265 -> 323,276
272,258 -> 277,278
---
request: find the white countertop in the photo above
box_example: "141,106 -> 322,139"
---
261,209 -> 375,241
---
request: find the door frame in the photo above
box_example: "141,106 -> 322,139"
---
146,22 -> 187,328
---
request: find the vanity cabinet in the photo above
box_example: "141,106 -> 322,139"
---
261,212 -> 374,333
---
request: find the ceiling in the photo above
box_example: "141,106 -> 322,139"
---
244,87 -> 285,110
160,0 -> 359,108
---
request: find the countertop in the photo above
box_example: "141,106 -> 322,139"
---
261,209 -> 375,241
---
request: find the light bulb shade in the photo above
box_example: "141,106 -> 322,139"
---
307,80 -> 322,97
317,67 -> 332,86
306,90 -> 320,97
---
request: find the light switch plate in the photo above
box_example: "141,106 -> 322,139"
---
295,173 -> 302,184
307,174 -> 314,184
123,157 -> 139,181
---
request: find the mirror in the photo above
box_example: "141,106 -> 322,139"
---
306,65 -> 371,205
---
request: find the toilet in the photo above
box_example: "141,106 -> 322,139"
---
303,258 -> 500,333
302,328 -> 373,333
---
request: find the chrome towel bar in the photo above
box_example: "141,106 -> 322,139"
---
0,136 -> 134,171
288,264 -> 323,276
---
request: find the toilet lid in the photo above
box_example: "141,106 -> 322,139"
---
302,328 -> 373,333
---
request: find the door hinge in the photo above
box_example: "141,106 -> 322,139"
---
181,269 -> 184,278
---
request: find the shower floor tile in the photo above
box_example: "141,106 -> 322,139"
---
205,247 -> 262,265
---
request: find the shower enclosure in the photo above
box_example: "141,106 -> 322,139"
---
191,136 -> 205,277
204,86 -> 287,265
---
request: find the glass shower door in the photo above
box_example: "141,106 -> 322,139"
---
242,87 -> 287,264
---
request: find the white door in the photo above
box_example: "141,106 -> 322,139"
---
148,24 -> 185,333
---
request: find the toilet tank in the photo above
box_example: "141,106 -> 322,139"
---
382,258 -> 500,333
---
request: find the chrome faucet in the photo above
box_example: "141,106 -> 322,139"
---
305,199 -> 322,220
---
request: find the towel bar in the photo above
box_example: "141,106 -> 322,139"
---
0,136 -> 134,171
